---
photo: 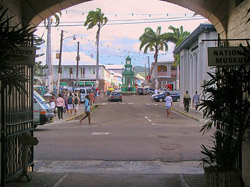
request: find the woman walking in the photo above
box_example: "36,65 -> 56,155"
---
165,92 -> 173,119
56,93 -> 65,119
79,95 -> 92,124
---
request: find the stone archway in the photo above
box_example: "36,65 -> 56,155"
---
16,0 -> 229,38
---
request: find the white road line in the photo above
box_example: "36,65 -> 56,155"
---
102,103 -> 107,105
148,119 -> 152,122
154,104 -> 158,105
146,103 -> 151,105
92,132 -> 110,135
53,173 -> 68,187
144,116 -> 148,119
120,103 -> 125,104
128,103 -> 134,105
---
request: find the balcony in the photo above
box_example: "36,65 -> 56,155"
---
157,71 -> 168,77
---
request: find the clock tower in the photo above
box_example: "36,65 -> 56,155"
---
121,56 -> 136,93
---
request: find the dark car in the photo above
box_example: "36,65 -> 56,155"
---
146,88 -> 155,95
152,91 -> 180,102
137,88 -> 144,95
108,91 -> 122,102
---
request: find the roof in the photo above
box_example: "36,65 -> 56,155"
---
173,23 -> 216,54
105,65 -> 123,70
37,51 -> 96,66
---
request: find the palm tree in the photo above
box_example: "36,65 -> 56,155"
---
139,26 -> 170,89
84,8 -> 108,87
44,12 -> 61,93
166,25 -> 190,90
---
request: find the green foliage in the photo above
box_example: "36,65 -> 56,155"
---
33,36 -> 46,76
0,6 -> 35,94
166,25 -> 190,67
200,58 -> 250,170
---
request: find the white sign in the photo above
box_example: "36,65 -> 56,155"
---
208,47 -> 248,66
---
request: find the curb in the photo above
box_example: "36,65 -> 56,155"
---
171,108 -> 200,122
64,105 -> 100,122
161,105 -> 201,122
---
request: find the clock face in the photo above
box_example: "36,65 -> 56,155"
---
127,60 -> 131,64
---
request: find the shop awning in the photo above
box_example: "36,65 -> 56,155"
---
75,81 -> 84,86
60,82 -> 67,86
85,82 -> 94,86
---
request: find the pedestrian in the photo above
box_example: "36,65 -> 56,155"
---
49,95 -> 56,117
74,93 -> 80,115
80,95 -> 92,124
183,91 -> 191,113
193,91 -> 200,113
89,91 -> 95,105
165,92 -> 173,119
67,93 -> 74,115
56,93 -> 65,119
64,94 -> 68,114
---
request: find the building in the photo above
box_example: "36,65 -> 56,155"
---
51,52 -> 113,92
121,56 -> 136,92
151,59 -> 177,90
105,65 -> 123,74
173,23 -> 218,100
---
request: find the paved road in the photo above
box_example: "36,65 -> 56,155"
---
34,95 -> 210,162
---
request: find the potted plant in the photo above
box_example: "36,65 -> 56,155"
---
199,48 -> 250,186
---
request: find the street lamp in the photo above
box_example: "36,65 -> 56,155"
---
56,30 -> 76,95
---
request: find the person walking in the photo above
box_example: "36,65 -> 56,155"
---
183,91 -> 191,113
80,95 -> 91,124
67,93 -> 74,115
165,92 -> 173,119
64,94 -> 68,114
56,93 -> 65,119
193,91 -> 200,113
74,93 -> 80,115
89,91 -> 95,105
50,95 -> 56,117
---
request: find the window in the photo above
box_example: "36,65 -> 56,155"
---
69,67 -> 73,74
81,67 -> 85,78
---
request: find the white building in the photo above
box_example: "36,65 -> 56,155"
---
173,23 -> 218,100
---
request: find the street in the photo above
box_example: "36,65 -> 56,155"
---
34,95 -> 210,162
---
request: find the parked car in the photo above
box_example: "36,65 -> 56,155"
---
146,88 -> 155,95
108,91 -> 122,102
79,87 -> 92,103
152,91 -> 180,102
33,90 -> 54,128
137,87 -> 144,95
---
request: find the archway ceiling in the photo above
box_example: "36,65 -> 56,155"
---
22,0 -> 228,38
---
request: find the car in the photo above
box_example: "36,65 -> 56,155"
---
33,90 -> 54,128
137,87 -> 144,95
145,88 -> 155,95
152,91 -> 180,102
79,87 -> 93,103
108,91 -> 122,102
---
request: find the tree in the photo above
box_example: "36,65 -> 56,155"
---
34,36 -> 47,77
166,25 -> 190,90
84,8 -> 108,87
139,26 -> 170,89
44,12 -> 61,92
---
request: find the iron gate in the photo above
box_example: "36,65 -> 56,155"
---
0,47 -> 34,185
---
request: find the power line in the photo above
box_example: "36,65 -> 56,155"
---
37,17 -> 206,27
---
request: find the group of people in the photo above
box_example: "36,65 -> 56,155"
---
164,90 -> 200,119
49,92 -> 80,119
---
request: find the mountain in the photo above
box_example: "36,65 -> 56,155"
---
134,66 -> 149,74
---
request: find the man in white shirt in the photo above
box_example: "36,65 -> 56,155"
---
165,92 -> 173,119
193,91 -> 200,113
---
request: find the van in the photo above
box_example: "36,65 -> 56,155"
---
33,90 -> 54,128
79,87 -> 92,103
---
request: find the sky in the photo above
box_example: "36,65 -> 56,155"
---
35,0 -> 209,67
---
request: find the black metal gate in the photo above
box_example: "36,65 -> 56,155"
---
0,47 -> 34,185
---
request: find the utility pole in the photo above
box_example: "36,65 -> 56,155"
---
148,56 -> 150,84
46,16 -> 52,93
76,41 -> 80,88
144,63 -> 146,84
57,30 -> 63,95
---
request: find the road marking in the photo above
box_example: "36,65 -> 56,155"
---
102,103 -> 107,105
92,132 -> 110,135
146,103 -> 151,105
144,116 -> 148,119
148,119 -> 152,122
53,173 -> 68,187
128,103 -> 134,105
154,104 -> 158,105
152,123 -> 156,125
120,103 -> 125,104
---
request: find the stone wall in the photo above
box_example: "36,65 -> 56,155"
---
227,0 -> 250,43
0,0 -> 22,26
